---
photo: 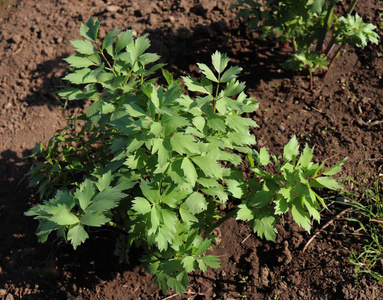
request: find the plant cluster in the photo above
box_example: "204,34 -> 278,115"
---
340,178 -> 383,282
231,0 -> 379,89
25,17 -> 346,295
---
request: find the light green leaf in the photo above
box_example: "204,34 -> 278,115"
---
127,35 -> 150,62
283,135 -> 299,162
298,144 -> 313,168
192,115 -> 206,132
93,187 -> 126,203
201,255 -> 220,269
182,256 -> 197,272
252,213 -> 277,241
49,206 -> 79,225
220,66 -> 242,82
182,76 -> 210,94
171,133 -> 200,155
150,205 -> 162,232
291,205 -> 311,232
313,176 -> 343,190
179,203 -> 198,224
102,29 -> 119,55
184,192 -> 207,215
80,211 -> 110,227
67,224 -> 89,250
75,179 -> 95,211
63,68 -> 97,84
236,204 -> 254,221
70,39 -> 97,55
115,30 -> 133,54
211,51 -> 230,74
191,156 -> 222,179
96,171 -> 112,192
321,157 -> 348,176
64,54 -> 97,68
197,63 -> 218,82
181,157 -> 198,186
259,147 -> 270,166
194,239 -> 212,256
132,197 -> 152,214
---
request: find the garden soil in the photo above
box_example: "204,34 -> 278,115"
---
1,0 -> 383,299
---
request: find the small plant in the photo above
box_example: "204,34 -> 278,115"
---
340,178 -> 383,282
25,17 -> 346,295
231,0 -> 379,89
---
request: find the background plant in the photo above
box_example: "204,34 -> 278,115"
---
25,17 -> 346,295
231,0 -> 379,89
338,178 -> 383,282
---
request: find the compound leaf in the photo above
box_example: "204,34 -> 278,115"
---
184,192 -> 207,215
67,224 -> 89,250
80,211 -> 110,227
70,39 -> 97,55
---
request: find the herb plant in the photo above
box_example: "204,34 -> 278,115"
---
231,0 -> 379,89
25,17 -> 346,295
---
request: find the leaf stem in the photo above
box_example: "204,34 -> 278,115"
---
204,207 -> 239,237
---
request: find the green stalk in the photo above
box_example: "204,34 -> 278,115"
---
327,43 -> 346,74
316,0 -> 335,53
203,207 -> 239,237
213,73 -> 221,113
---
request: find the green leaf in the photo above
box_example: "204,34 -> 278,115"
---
321,157 -> 348,176
80,211 -> 110,227
313,176 -> 343,190
170,133 -> 200,155
182,76 -> 210,94
96,171 -> 112,192
191,156 -> 222,179
67,224 -> 89,250
291,205 -> 311,232
70,39 -> 98,55
93,187 -> 126,203
181,157 -> 198,186
211,51 -> 230,74
298,144 -> 313,168
220,66 -> 242,82
184,192 -> 207,215
197,63 -> 218,82
75,179 -> 95,211
79,17 -> 99,42
283,135 -> 299,162
201,255 -> 220,269
132,197 -> 152,214
252,211 -> 277,241
49,206 -> 79,225
182,256 -> 197,272
127,35 -> 150,62
236,204 -> 254,221
64,54 -> 98,68
179,203 -> 198,224
150,205 -> 162,232
63,68 -> 97,84
194,239 -> 212,256
259,147 -> 270,166
102,29 -> 119,54
115,30 -> 133,54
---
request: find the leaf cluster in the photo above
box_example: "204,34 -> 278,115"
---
25,17 -> 346,295
231,0 -> 379,89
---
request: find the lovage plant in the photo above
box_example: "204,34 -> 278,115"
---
231,0 -> 379,89
26,17 -> 346,295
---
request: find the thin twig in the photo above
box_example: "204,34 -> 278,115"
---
241,234 -> 252,244
302,207 -> 353,253
369,218 -> 383,225
162,294 -> 179,300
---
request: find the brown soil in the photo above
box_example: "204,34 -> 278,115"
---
1,0 -> 383,299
